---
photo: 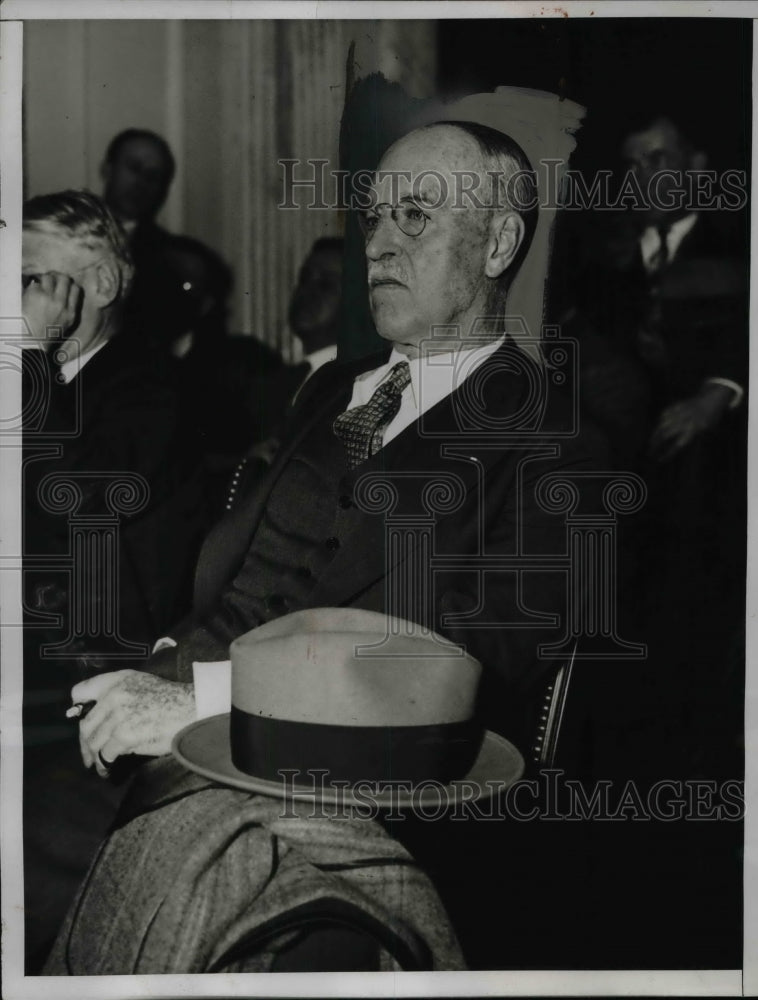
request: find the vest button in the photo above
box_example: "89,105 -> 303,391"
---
338,494 -> 353,509
266,594 -> 288,612
325,536 -> 340,551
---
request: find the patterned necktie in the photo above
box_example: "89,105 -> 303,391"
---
333,360 -> 411,469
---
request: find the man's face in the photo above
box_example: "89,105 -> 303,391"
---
102,136 -> 172,224
22,227 -> 102,350
364,127 -> 495,357
621,119 -> 699,224
288,246 -> 343,348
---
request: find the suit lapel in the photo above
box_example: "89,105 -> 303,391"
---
309,340 -> 531,608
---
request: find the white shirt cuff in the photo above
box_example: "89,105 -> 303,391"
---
192,661 -> 232,719
705,377 -> 744,410
152,636 -> 177,654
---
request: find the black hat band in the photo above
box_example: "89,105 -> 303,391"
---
230,707 -> 483,787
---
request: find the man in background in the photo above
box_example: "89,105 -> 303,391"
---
101,128 -> 227,355
243,237 -> 345,472
101,128 -> 175,247
619,114 -> 745,460
565,111 -> 748,781
22,189 -> 206,967
288,236 -> 343,385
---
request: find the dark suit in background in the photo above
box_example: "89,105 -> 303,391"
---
23,328 -> 207,968
24,330 -> 207,673
560,204 -> 748,783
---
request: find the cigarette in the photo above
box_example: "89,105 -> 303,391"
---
66,700 -> 96,720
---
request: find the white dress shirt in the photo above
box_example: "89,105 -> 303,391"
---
344,336 -> 505,447
58,340 -> 108,384
639,212 -> 699,273
21,338 -> 106,384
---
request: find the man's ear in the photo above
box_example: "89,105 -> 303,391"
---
484,211 -> 525,279
92,260 -> 121,309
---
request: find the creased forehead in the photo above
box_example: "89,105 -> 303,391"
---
372,125 -> 487,207
379,124 -> 484,174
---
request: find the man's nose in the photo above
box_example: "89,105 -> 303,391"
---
364,215 -> 401,261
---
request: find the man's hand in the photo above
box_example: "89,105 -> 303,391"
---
22,271 -> 82,344
649,383 -> 734,462
71,670 -> 196,777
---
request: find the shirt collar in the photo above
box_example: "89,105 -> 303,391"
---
303,344 -> 338,375
640,212 -> 699,268
352,336 -> 505,413
58,339 -> 108,383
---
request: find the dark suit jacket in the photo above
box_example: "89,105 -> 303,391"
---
155,339 -> 608,746
584,211 -> 747,397
23,331 -> 207,679
558,209 -> 748,466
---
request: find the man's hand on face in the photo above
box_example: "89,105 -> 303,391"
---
22,271 -> 82,345
71,670 -> 195,778
649,383 -> 734,462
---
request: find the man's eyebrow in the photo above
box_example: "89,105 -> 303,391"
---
398,193 -> 435,208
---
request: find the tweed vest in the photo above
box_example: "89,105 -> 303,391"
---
209,404 -> 360,638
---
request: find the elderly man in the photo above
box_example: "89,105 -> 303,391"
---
22,190 -> 206,966
22,190 -> 206,660
69,121 -> 605,778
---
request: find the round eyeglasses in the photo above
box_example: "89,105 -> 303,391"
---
358,202 -> 428,240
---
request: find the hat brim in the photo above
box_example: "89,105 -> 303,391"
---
173,714 -> 524,809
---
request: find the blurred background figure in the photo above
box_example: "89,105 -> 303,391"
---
555,107 -> 748,786
21,190 -> 208,969
619,114 -> 746,465
558,111 -> 747,477
287,236 -> 343,386
209,238 -> 346,515
101,128 -> 234,358
150,233 -> 233,358
101,127 -> 175,239
101,129 -> 176,344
